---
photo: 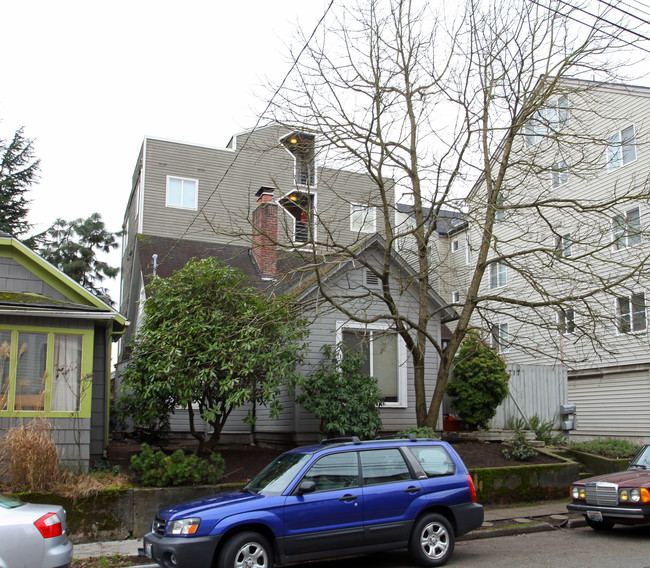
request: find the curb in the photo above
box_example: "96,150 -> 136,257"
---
460,514 -> 587,540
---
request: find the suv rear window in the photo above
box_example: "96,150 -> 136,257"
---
408,446 -> 456,477
360,448 -> 412,485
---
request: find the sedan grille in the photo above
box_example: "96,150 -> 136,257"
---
153,517 -> 166,536
585,481 -> 618,506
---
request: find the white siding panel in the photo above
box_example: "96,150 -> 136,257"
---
568,370 -> 650,438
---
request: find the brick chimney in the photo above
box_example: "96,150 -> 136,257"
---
252,186 -> 278,278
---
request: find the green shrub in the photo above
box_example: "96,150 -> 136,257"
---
446,331 -> 509,430
570,438 -> 641,459
505,415 -> 565,446
397,426 -> 439,440
130,444 -> 225,487
501,431 -> 538,461
298,344 -> 383,440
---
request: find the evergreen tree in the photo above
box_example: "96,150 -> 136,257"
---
0,127 -> 40,237
38,213 -> 120,304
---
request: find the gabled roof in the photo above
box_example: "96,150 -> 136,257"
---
135,233 -> 458,324
288,233 -> 459,324
0,232 -> 127,326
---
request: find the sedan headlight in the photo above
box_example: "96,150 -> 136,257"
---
571,485 -> 586,500
619,488 -> 650,503
167,517 -> 201,535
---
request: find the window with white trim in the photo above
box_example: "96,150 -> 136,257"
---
555,233 -> 572,258
616,292 -> 646,334
607,125 -> 636,171
558,308 -> 575,335
490,323 -> 509,353
489,261 -> 507,289
339,323 -> 406,406
350,204 -> 376,233
451,239 -> 460,252
551,160 -> 569,188
612,207 -> 641,250
494,192 -> 505,222
166,176 -> 197,209
452,291 -> 460,304
525,95 -> 569,146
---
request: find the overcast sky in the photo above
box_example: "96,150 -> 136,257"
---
1,0 -> 327,302
3,1 -> 650,308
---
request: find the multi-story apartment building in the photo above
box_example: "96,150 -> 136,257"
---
118,124 -> 452,445
421,80 -> 650,442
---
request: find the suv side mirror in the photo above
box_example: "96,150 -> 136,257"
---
297,481 -> 316,495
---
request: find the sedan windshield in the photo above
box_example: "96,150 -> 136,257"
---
245,453 -> 311,495
629,445 -> 650,469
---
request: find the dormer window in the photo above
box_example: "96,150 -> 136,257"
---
279,191 -> 315,244
282,132 -> 316,186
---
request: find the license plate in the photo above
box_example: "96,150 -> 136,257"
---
144,542 -> 152,558
587,510 -> 603,522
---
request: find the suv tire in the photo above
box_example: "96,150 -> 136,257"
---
408,513 -> 455,567
219,531 -> 274,568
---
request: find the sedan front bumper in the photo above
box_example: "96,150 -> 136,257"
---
143,531 -> 222,568
567,501 -> 650,523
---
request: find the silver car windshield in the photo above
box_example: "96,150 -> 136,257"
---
245,453 -> 311,495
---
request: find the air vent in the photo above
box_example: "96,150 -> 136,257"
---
365,270 -> 379,287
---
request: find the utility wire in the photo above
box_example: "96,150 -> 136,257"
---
157,1 -> 335,267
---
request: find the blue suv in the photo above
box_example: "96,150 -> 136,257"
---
143,437 -> 484,568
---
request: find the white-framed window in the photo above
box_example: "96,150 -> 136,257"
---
166,176 -> 198,209
612,207 -> 641,250
490,323 -> 509,353
451,239 -> 460,252
555,233 -> 572,258
525,95 -> 570,147
616,292 -> 646,334
607,125 -> 636,171
489,261 -> 507,289
350,204 -> 376,233
337,321 -> 407,407
465,234 -> 471,265
558,308 -> 575,335
452,291 -> 460,304
494,191 -> 505,222
551,160 -> 569,188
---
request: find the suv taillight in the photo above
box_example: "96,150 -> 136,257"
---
467,474 -> 477,503
34,512 -> 63,538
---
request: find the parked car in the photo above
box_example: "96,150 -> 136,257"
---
143,436 -> 483,568
568,444 -> 650,530
0,493 -> 73,568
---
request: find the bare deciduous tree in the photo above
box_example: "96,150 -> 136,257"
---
261,0 -> 647,427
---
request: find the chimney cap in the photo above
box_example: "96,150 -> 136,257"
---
256,185 -> 275,198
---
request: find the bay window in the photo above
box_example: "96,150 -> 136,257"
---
0,328 -> 91,415
338,323 -> 406,406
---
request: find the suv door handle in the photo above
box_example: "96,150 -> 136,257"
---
339,494 -> 358,502
404,486 -> 421,494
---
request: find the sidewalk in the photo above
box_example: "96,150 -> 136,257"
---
72,499 -> 583,561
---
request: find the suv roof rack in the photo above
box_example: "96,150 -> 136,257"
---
320,436 -> 361,445
374,434 -> 418,442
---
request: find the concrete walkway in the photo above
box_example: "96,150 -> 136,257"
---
72,499 -> 580,562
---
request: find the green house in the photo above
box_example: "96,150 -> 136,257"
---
0,231 -> 127,469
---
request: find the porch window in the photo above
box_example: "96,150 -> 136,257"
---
0,331 -> 10,411
339,323 -> 406,406
0,328 -> 91,416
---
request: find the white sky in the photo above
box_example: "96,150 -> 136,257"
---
1,0 -> 327,305
3,1 -> 650,310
